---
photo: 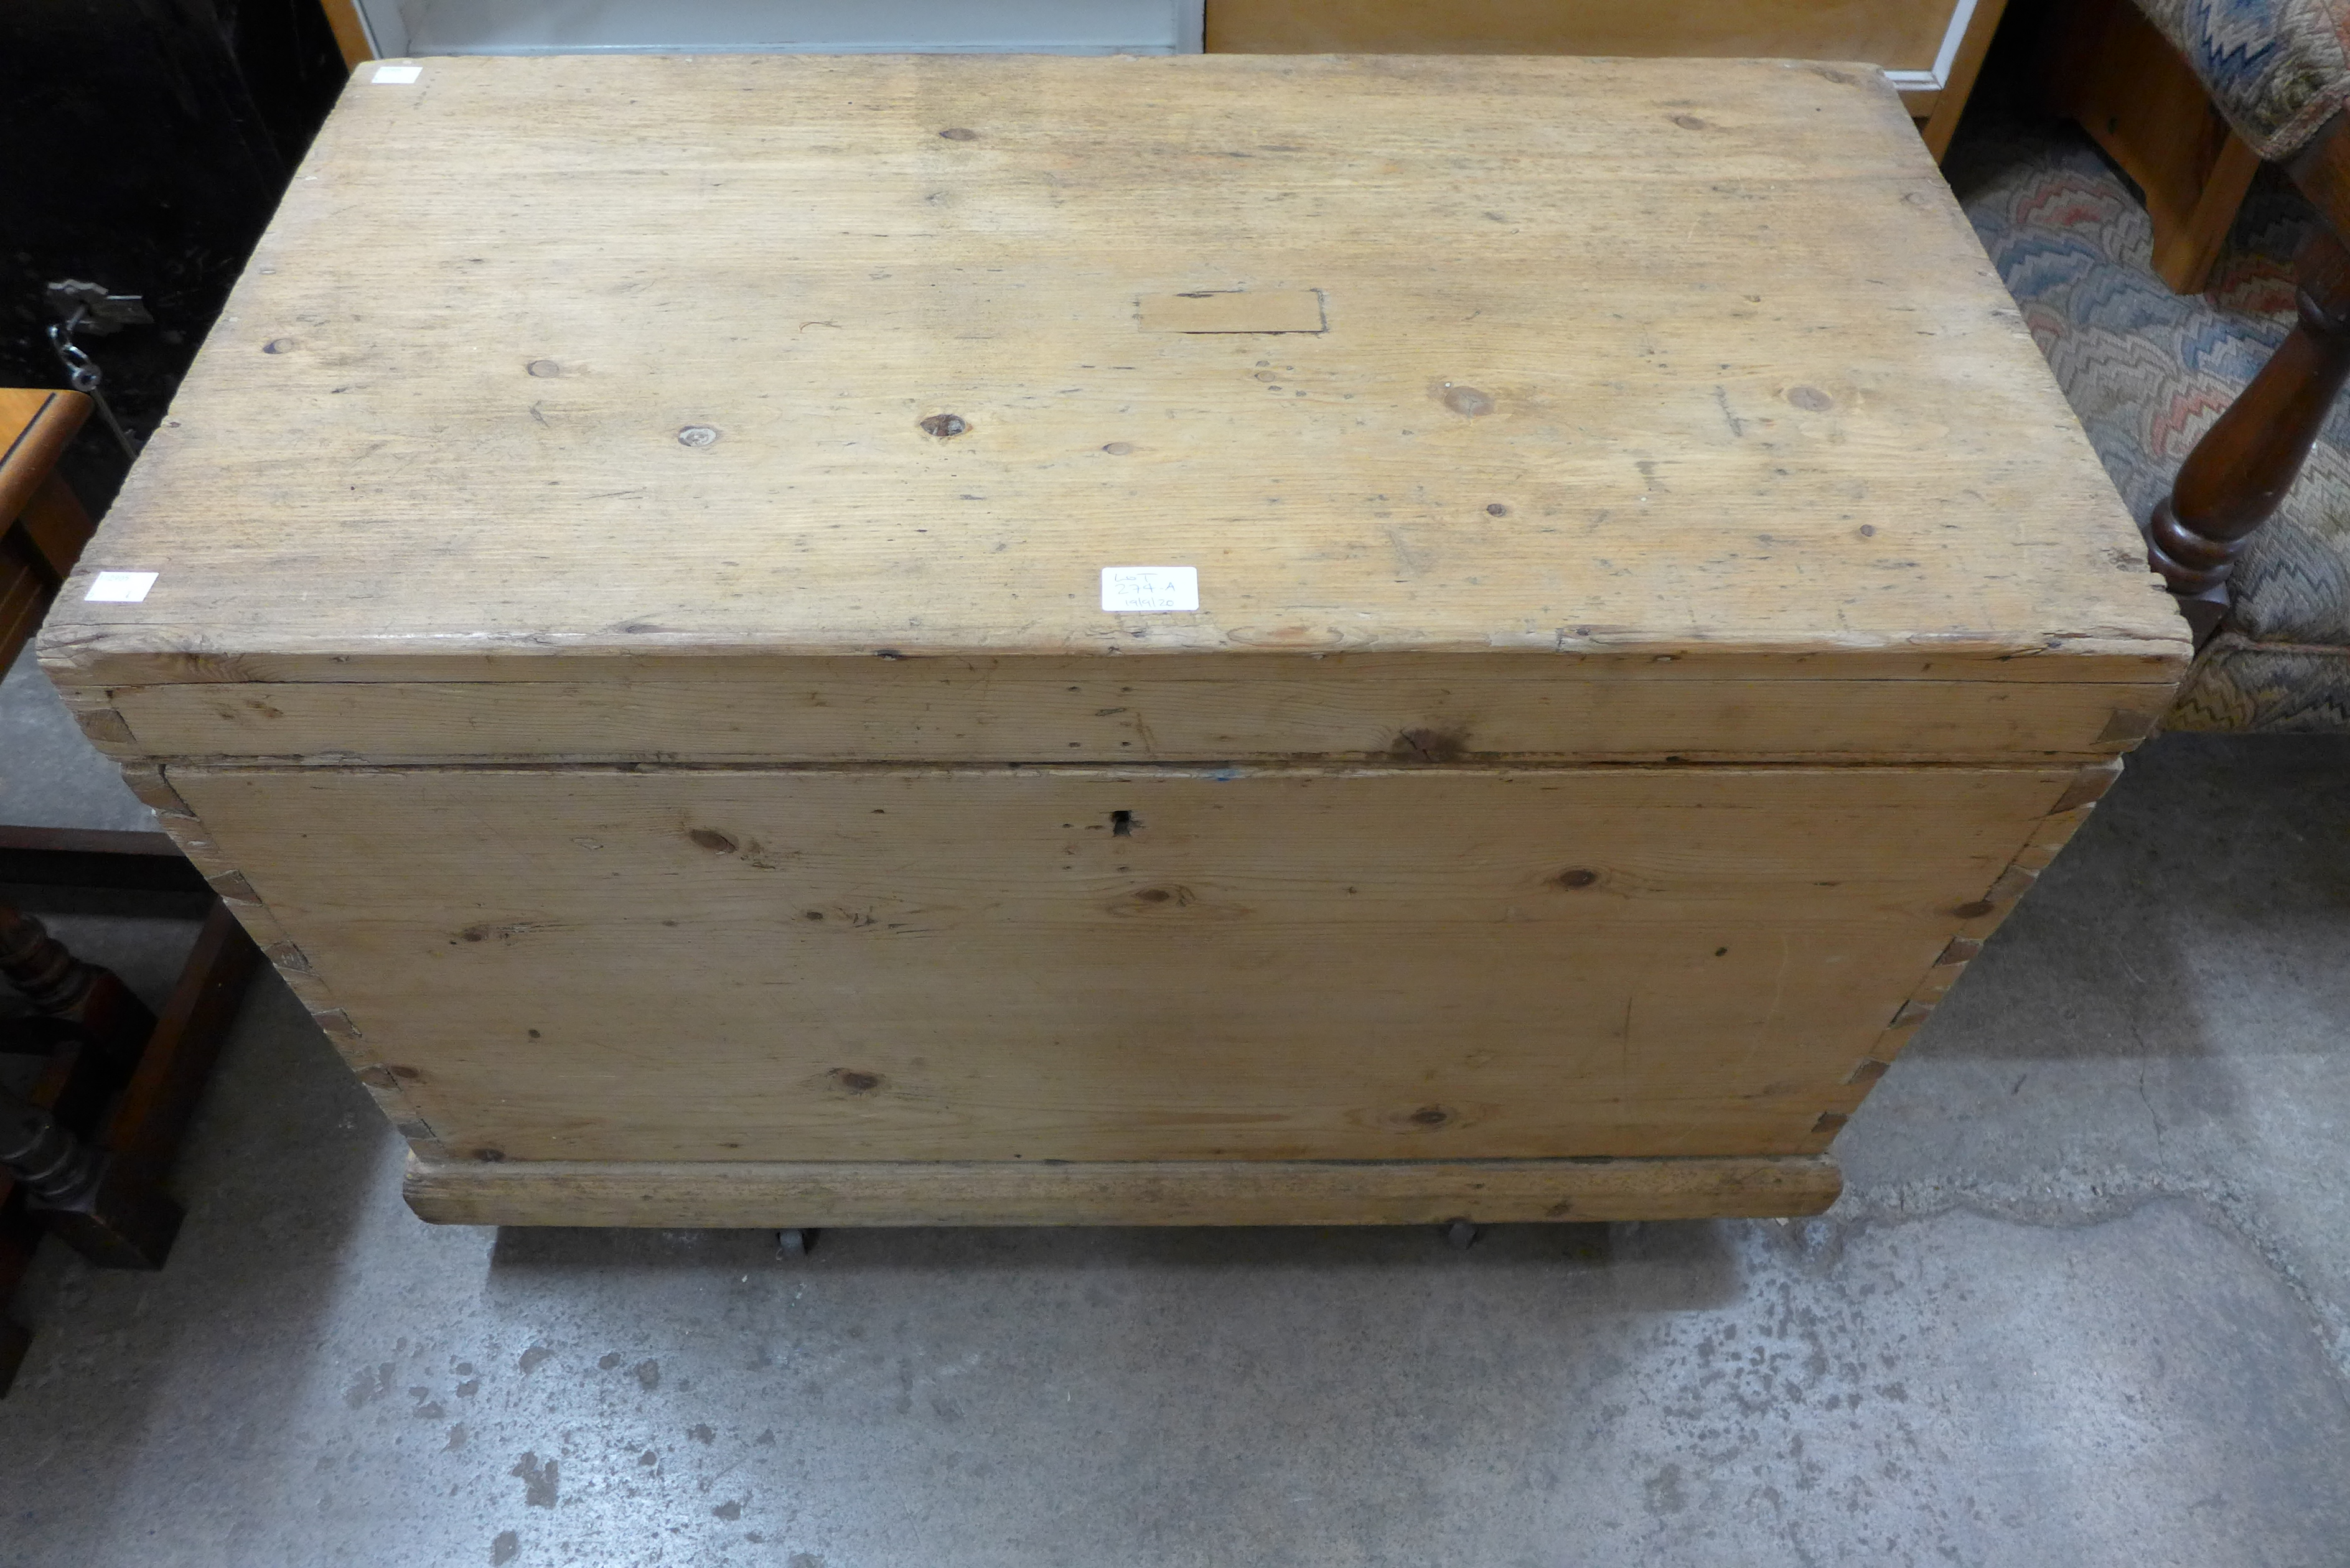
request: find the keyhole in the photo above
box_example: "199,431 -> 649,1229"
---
1110,810 -> 1138,837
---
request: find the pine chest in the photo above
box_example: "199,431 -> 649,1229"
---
40,54 -> 2189,1227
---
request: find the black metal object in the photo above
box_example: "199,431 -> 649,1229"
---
0,0 -> 346,510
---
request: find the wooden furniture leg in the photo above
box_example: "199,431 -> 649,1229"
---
0,852 -> 261,1395
1,390 -> 95,663
2043,0 -> 2261,294
0,903 -> 158,1078
0,1085 -> 183,1269
0,396 -> 262,1393
1919,0 -> 2013,162
2147,228 -> 2350,641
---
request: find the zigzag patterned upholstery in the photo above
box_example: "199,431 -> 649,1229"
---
1956,119 -> 2350,730
2136,0 -> 2350,159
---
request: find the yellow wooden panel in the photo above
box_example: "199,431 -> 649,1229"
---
171,762 -> 2076,1165
1206,0 -> 1957,73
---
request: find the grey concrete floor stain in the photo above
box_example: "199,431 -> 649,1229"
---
2,637 -> 2348,1565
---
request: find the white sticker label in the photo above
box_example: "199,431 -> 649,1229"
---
85,571 -> 158,604
372,63 -> 423,83
1101,566 -> 1198,613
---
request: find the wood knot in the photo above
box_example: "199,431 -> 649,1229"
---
1485,503 -> 1509,516
1952,899 -> 1996,920
939,127 -> 979,141
688,828 -> 738,854
1433,382 -> 1494,418
919,413 -> 970,439
1407,1104 -> 1454,1129
527,359 -> 561,378
1672,114 -> 1710,130
676,424 -> 720,447
1555,868 -> 1600,889
830,1068 -> 882,1094
1785,385 -> 1833,412
1391,727 -> 1466,763
263,338 -> 295,354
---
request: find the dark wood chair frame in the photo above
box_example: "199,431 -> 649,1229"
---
2144,118 -> 2350,643
0,391 -> 261,1396
2043,0 -> 2350,645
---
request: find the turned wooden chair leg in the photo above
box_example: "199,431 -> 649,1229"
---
0,1085 -> 184,1269
2148,227 -> 2350,642
0,902 -> 156,1079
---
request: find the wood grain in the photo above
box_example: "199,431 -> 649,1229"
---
403,1151 -> 1844,1226
1138,290 -> 1327,333
169,762 -> 2078,1165
39,54 -> 2183,689
101,658 -> 2178,763
1203,0 -> 1955,72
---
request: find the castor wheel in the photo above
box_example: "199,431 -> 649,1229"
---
1441,1218 -> 1480,1251
777,1228 -> 820,1258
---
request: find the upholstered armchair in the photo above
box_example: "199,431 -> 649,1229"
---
2034,0 -> 2350,728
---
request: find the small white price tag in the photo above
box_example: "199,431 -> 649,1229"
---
1100,566 -> 1199,614
372,63 -> 423,83
85,571 -> 158,604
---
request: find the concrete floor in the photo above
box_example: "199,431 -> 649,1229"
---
2,641 -> 2348,1567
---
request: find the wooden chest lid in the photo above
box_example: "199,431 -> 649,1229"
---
43,54 -> 2187,684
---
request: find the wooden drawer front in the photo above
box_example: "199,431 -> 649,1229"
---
102,656 -> 2174,763
173,763 -> 2073,1164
